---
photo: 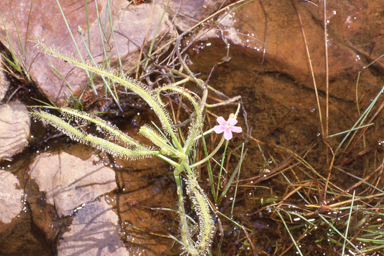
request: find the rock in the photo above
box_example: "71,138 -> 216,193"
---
0,101 -> 30,161
113,2 -> 175,72
29,152 -> 117,217
0,0 -> 175,106
191,1 -> 382,104
305,1 -> 384,73
0,171 -> 23,223
0,0 -> 107,106
157,0 -> 224,31
57,196 -> 129,256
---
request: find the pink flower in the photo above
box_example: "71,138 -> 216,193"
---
214,116 -> 242,140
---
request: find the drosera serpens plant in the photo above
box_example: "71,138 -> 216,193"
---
31,40 -> 244,255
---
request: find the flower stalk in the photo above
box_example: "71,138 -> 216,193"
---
32,41 -> 243,255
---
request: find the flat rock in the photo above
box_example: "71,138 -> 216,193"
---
58,196 -> 129,256
0,171 -> 23,224
29,152 -> 117,217
0,101 -> 30,161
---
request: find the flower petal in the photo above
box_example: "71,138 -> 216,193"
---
227,118 -> 238,126
214,125 -> 225,134
230,126 -> 242,133
224,129 -> 233,140
216,116 -> 227,126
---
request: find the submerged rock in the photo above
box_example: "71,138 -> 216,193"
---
57,197 -> 129,256
29,152 -> 117,217
0,171 -> 23,224
0,101 -> 30,161
190,1 -> 384,105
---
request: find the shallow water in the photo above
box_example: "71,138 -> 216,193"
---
1,1 -> 384,255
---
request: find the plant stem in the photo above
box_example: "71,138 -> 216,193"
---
216,140 -> 228,202
189,137 -> 225,169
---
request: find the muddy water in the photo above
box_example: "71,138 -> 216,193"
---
1,1 -> 384,256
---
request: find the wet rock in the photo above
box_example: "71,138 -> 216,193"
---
57,196 -> 128,256
0,171 -> 23,224
0,0 -> 175,106
29,152 -> 117,217
0,101 -> 30,161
